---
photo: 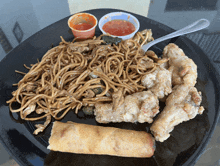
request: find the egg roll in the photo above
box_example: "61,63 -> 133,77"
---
48,121 -> 155,158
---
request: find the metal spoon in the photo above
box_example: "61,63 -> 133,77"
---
142,19 -> 210,52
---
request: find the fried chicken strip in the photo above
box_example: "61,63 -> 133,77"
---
94,90 -> 159,123
141,66 -> 172,99
163,43 -> 197,86
150,84 -> 204,142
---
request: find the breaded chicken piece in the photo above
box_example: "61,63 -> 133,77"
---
163,43 -> 197,86
141,66 -> 172,99
150,84 -> 204,142
94,90 -> 159,123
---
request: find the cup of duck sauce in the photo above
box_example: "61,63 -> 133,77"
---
68,13 -> 98,40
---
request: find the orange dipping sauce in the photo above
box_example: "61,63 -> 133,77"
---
103,20 -> 135,36
72,23 -> 93,30
68,13 -> 97,39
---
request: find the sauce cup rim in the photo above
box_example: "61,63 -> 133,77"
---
98,12 -> 140,39
68,13 -> 98,32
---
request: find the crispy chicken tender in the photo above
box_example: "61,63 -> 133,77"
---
94,90 -> 159,123
150,84 -> 204,142
141,66 -> 172,99
163,43 -> 197,86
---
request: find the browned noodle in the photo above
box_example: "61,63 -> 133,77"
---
7,29 -> 155,134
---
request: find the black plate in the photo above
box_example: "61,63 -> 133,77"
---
0,9 -> 220,166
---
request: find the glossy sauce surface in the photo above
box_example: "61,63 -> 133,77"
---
103,20 -> 135,36
71,23 -> 93,31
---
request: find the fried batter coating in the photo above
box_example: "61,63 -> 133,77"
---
150,84 -> 204,142
141,66 -> 172,99
163,43 -> 197,86
94,90 -> 159,123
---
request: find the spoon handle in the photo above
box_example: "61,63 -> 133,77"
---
142,19 -> 210,52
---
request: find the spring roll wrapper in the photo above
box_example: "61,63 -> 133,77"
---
48,121 -> 155,158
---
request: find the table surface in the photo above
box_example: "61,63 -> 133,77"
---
0,1 -> 220,166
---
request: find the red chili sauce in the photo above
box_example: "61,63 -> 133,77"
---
71,23 -> 93,31
102,20 -> 135,36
